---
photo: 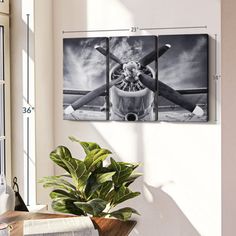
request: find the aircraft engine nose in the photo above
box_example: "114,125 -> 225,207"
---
123,61 -> 140,82
125,113 -> 138,121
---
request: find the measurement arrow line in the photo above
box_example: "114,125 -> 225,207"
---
63,28 -> 129,34
214,34 -> 219,123
27,117 -> 29,206
26,13 -> 30,206
140,25 -> 207,31
26,14 -> 30,104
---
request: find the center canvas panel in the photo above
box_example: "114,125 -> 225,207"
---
109,36 -> 157,121
63,37 -> 108,121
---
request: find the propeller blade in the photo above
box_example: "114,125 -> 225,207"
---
139,50 -> 157,67
64,75 -> 125,114
138,73 -> 204,116
158,44 -> 171,58
96,44 -> 171,67
95,45 -> 123,65
138,72 -> 157,91
158,81 -> 204,116
139,44 -> 171,67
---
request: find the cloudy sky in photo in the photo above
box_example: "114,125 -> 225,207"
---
109,35 -> 157,70
63,37 -> 108,90
158,34 -> 208,90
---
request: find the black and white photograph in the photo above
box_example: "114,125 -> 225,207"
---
63,34 -> 209,122
63,37 -> 108,121
109,36 -> 157,121
157,34 -> 209,122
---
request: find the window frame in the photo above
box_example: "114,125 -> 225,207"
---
0,13 -> 11,183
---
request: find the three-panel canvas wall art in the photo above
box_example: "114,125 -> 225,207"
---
63,34 -> 208,122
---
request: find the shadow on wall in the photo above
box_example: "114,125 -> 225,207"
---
131,183 -> 201,236
83,123 -> 201,236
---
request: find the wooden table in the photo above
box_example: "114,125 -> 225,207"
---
0,211 -> 136,236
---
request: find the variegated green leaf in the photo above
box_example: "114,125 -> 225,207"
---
109,158 -> 133,187
113,185 -> 140,205
106,189 -> 116,202
52,199 -> 85,215
85,171 -> 115,199
109,207 -> 140,221
117,162 -> 140,170
50,189 -> 78,201
50,146 -> 72,173
97,181 -> 113,201
50,149 -> 89,191
69,136 -> 101,155
74,198 -> 107,216
62,158 -> 88,190
38,175 -> 61,182
39,176 -> 76,191
96,172 -> 116,184
85,173 -> 98,198
84,149 -> 111,171
124,172 -> 142,187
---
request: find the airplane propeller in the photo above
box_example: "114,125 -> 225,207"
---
138,72 -> 204,116
64,74 -> 125,114
95,45 -> 122,65
139,44 -> 171,66
64,45 -> 169,114
64,43 -> 204,117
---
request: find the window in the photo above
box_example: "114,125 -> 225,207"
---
0,26 -> 5,176
0,26 -> 5,174
0,7 -> 11,183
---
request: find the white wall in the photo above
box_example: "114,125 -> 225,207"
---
7,0 -> 222,234
52,1 -> 221,236
10,0 -> 221,235
34,0 -> 55,206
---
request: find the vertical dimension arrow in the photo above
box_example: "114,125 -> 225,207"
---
26,13 -> 30,206
23,14 -> 36,206
214,34 -> 220,123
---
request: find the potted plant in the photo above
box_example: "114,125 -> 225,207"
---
39,137 -> 142,221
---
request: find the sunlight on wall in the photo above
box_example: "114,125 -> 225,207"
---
142,123 -> 221,236
87,0 -> 134,30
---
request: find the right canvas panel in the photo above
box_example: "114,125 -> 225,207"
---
158,34 -> 209,122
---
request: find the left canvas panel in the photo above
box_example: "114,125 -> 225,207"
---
63,37 -> 109,121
